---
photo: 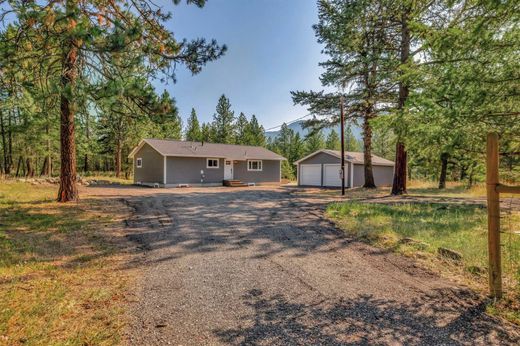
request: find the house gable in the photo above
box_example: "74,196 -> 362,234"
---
133,142 -> 164,184
297,150 -> 341,165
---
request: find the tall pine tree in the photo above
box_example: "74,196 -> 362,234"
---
4,0 -> 226,201
212,94 -> 235,144
325,129 -> 340,150
185,108 -> 202,141
234,112 -> 249,145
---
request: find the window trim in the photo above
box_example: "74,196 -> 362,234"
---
136,158 -> 143,168
206,158 -> 220,169
247,160 -> 263,171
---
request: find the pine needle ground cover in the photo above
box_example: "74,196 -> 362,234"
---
326,188 -> 520,324
0,182 -> 133,345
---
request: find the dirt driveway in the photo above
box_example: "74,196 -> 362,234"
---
87,186 -> 519,345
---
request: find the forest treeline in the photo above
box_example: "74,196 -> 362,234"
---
0,0 -> 518,201
292,0 -> 519,192
0,0 -> 229,200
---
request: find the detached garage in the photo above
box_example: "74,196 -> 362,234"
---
295,149 -> 394,188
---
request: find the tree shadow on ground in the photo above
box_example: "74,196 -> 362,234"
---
112,188 -> 351,267
214,287 -> 520,345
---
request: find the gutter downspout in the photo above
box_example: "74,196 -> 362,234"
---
163,156 -> 167,186
350,161 -> 354,188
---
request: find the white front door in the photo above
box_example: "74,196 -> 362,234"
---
224,159 -> 233,180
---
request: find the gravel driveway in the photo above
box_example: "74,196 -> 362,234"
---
108,186 -> 519,345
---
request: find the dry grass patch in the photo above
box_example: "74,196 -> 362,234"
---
326,184 -> 520,325
0,182 -> 134,345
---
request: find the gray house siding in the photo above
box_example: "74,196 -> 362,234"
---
299,152 -> 339,165
298,151 -> 393,188
234,160 -> 280,184
373,165 -> 394,186
134,143 -> 164,184
353,164 -> 393,187
166,157 -> 224,184
353,164 -> 364,187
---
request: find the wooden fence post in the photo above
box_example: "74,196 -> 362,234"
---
486,132 -> 502,298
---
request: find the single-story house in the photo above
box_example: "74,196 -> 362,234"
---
295,149 -> 395,188
128,139 -> 286,187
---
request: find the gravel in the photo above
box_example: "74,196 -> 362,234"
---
92,186 -> 520,345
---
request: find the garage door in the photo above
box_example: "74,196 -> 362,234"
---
300,164 -> 322,186
323,164 -> 342,187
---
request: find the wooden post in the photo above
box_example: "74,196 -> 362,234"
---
486,132 -> 501,298
340,95 -> 345,196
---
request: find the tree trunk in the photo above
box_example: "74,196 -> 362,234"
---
45,123 -> 52,176
392,142 -> 407,195
438,153 -> 449,189
362,116 -> 376,188
84,110 -> 90,173
460,164 -> 467,181
40,157 -> 49,177
0,108 -> 9,174
15,156 -> 24,177
7,111 -> 12,172
26,157 -> 34,178
57,15 -> 79,202
84,153 -> 89,172
391,6 -> 411,195
115,139 -> 122,178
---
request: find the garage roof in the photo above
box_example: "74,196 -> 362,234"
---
294,149 -> 394,166
128,139 -> 286,161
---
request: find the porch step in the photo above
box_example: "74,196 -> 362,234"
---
223,179 -> 248,187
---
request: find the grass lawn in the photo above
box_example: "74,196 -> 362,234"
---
0,182 -> 133,345
326,183 -> 520,324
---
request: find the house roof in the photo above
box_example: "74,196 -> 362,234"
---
128,139 -> 286,161
294,149 -> 394,166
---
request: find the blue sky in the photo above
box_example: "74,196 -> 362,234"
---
155,0 -> 325,131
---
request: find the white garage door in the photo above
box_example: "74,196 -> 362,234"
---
300,164 -> 322,186
323,164 -> 342,187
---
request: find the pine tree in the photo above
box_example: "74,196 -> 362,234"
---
212,95 -> 235,144
4,0 -> 226,201
246,115 -> 266,146
325,129 -> 340,150
201,123 -> 213,142
185,108 -> 202,141
292,0 -> 394,188
234,112 -> 249,145
305,129 -> 325,156
268,123 -> 303,179
289,133 -> 305,164
345,124 -> 361,152
154,91 -> 182,140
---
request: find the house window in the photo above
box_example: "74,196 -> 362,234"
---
136,158 -> 142,168
207,158 -> 219,169
248,160 -> 263,171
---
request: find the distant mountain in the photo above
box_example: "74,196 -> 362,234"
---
265,120 -> 362,141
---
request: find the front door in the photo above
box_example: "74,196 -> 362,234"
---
224,159 -> 233,180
